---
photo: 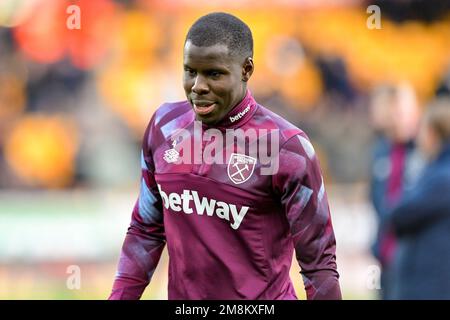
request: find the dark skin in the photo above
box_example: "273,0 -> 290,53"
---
183,40 -> 254,125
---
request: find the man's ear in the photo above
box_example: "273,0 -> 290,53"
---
242,57 -> 254,82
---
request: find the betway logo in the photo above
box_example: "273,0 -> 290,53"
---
229,105 -> 250,123
157,184 -> 248,230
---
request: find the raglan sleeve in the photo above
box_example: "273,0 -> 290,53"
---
272,133 -> 342,300
109,116 -> 166,300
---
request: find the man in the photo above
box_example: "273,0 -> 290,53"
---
109,12 -> 341,300
389,98 -> 450,299
368,83 -> 423,299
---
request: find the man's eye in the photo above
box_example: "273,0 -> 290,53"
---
185,69 -> 196,76
209,71 -> 221,78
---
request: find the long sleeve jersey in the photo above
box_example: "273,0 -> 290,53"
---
109,90 -> 341,300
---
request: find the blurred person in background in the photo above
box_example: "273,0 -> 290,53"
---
368,83 -> 423,299
389,98 -> 450,299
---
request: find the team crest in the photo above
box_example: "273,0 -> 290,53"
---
227,153 -> 257,184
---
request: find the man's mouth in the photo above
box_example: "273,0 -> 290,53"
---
192,101 -> 216,116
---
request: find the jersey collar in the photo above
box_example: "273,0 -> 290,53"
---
202,90 -> 258,130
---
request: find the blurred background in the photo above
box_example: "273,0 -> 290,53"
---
0,0 -> 449,299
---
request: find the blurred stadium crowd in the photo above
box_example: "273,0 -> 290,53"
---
1,0 -> 450,299
1,0 -> 449,189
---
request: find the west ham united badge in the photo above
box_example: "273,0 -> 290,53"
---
227,153 -> 257,184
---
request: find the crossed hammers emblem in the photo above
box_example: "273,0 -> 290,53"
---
230,162 -> 250,180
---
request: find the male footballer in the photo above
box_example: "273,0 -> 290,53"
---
109,12 -> 341,300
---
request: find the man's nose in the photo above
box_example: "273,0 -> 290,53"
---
192,75 -> 209,95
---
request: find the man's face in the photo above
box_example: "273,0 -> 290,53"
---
183,41 -> 250,125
